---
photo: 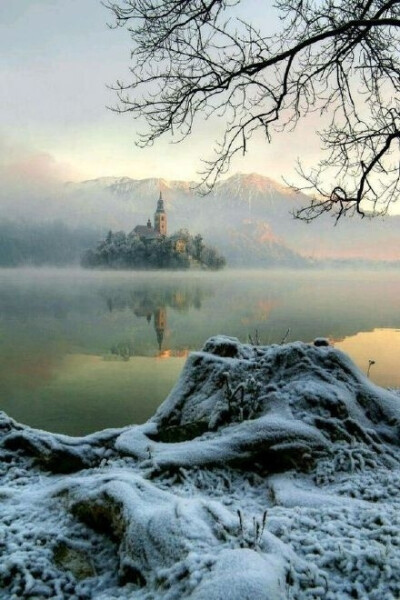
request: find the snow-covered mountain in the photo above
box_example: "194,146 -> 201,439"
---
62,173 -> 309,266
64,173 -> 400,264
2,172 -> 399,265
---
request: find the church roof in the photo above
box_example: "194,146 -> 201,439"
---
133,225 -> 161,240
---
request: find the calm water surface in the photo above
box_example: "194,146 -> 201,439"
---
1,268 -> 399,435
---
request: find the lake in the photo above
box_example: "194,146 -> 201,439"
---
1,267 -> 399,435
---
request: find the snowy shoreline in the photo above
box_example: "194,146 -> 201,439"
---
1,336 -> 400,599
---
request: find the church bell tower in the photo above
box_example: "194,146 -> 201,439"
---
154,192 -> 167,236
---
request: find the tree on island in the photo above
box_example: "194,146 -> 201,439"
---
105,0 -> 400,222
81,229 -> 225,270
193,234 -> 204,262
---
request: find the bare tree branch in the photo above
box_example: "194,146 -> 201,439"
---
105,0 -> 400,221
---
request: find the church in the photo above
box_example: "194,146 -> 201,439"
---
132,192 -> 186,253
132,192 -> 167,240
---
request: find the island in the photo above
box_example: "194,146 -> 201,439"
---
82,193 -> 225,270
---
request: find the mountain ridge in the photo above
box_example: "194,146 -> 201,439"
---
2,173 -> 399,265
65,172 -> 399,262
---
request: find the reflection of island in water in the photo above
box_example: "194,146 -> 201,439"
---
105,284 -> 211,355
2,269 -> 400,435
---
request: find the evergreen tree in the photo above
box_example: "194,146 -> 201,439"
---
81,229 -> 225,270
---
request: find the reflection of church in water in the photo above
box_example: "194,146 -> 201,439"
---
153,307 -> 167,352
105,278 -> 209,355
133,303 -> 167,352
132,286 -> 204,353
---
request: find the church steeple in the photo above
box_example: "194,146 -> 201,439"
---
154,191 -> 167,236
157,191 -> 164,212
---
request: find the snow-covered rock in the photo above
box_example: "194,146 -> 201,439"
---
1,337 -> 400,599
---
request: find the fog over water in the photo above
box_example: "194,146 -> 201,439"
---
1,267 -> 399,435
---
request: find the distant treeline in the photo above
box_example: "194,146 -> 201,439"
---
0,221 -> 100,266
82,229 -> 226,270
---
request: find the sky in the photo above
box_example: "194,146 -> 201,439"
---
0,0 -> 325,187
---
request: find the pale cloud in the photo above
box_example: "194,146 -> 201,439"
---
0,138 -> 82,190
0,136 -> 84,221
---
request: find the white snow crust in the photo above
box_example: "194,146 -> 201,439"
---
1,336 -> 400,599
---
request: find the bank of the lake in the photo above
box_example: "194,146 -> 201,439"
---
1,336 -> 400,600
